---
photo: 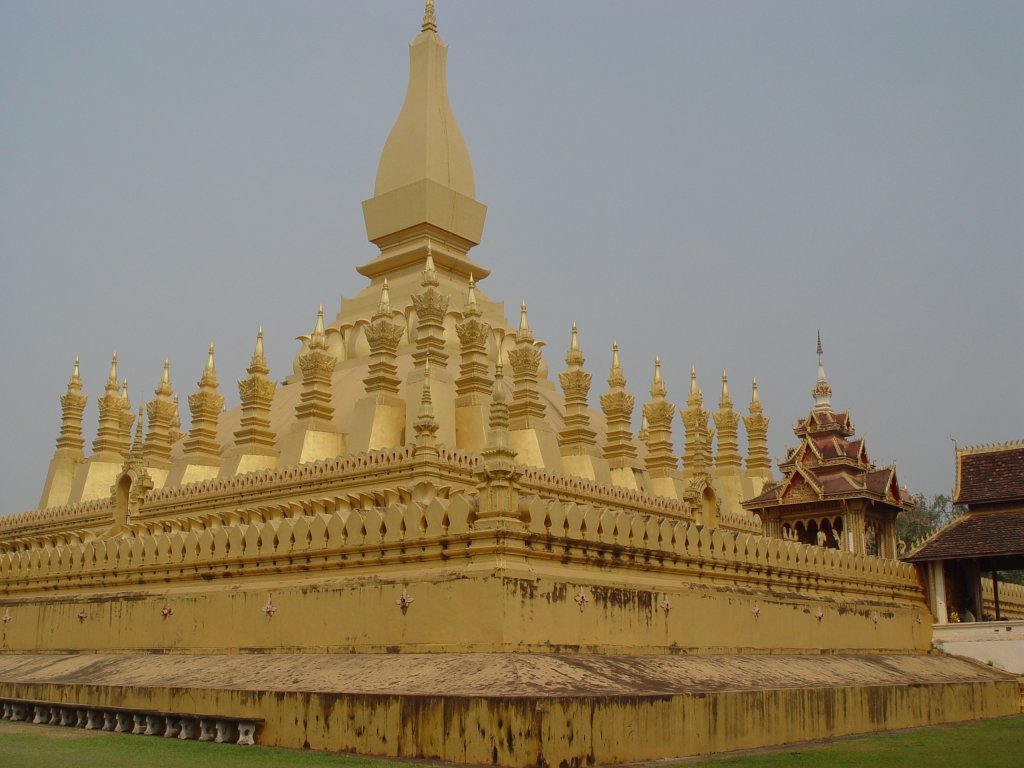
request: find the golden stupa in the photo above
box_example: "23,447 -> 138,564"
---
1,4 -> 1017,765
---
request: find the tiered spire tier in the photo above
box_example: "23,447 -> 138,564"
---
144,359 -> 178,469
557,323 -> 597,451
642,357 -> 678,474
181,345 -> 225,465
507,301 -> 546,429
599,342 -> 638,466
55,357 -> 88,453
232,329 -> 278,454
713,371 -> 742,471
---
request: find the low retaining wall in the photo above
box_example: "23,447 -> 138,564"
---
0,653 -> 1016,766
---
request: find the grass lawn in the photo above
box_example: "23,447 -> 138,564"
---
0,716 -> 1021,768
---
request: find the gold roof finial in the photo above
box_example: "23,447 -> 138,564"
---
309,305 -> 327,351
250,327 -> 267,370
421,246 -> 440,287
721,370 -> 729,399
608,341 -> 626,388
106,352 -> 119,391
199,343 -> 218,388
650,356 -> 666,398
377,278 -> 392,316
70,356 -> 82,387
422,0 -> 437,33
751,376 -> 760,404
467,273 -> 477,305
565,322 -> 584,367
516,299 -> 533,343
120,378 -> 129,401
156,358 -> 172,397
689,366 -> 698,395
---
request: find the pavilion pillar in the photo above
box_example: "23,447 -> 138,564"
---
929,561 -> 948,624
991,569 -> 1001,621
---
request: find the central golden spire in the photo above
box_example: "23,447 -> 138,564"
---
360,0 -> 488,282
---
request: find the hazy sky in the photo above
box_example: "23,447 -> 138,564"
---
1,1 -> 1021,515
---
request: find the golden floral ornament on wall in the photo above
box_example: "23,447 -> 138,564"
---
574,589 -> 589,612
395,588 -> 415,614
261,598 -> 277,620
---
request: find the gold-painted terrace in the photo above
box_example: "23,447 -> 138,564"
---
0,4 -> 1017,765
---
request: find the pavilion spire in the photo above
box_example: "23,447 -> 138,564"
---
812,330 -> 833,412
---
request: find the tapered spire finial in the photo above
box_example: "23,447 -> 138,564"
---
516,299 -> 533,343
422,0 -> 437,33
812,331 -> 833,412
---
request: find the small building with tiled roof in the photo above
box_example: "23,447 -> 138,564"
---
904,441 -> 1024,623
742,335 -> 913,558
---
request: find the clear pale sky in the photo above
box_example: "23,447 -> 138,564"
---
1,1 -> 1021,515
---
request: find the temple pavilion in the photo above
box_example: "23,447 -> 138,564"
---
742,333 -> 913,558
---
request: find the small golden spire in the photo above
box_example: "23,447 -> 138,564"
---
376,278 -> 392,316
130,406 -> 145,453
120,378 -> 129,402
251,328 -> 266,368
565,322 -> 584,367
70,356 -> 82,387
719,370 -> 733,411
638,412 -> 650,442
516,299 -> 534,343
608,341 -> 625,388
751,377 -> 760,404
421,247 -> 440,287
689,366 -> 697,396
650,356 -> 666,398
155,358 -> 172,397
106,352 -> 119,392
308,305 -> 327,351
467,273 -> 477,306
199,343 -> 218,388
421,0 -> 437,33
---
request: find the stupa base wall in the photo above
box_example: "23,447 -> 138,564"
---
0,653 -> 1016,766
0,564 -> 931,655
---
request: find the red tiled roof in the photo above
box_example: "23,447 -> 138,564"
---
903,509 -> 1024,562
955,445 -> 1024,505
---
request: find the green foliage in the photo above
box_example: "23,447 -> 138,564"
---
680,717 -> 1024,767
896,493 -> 964,548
